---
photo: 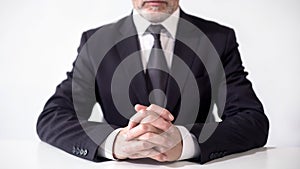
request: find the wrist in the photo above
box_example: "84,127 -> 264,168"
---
174,127 -> 183,160
112,127 -> 128,160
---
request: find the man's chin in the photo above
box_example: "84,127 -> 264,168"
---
138,10 -> 171,23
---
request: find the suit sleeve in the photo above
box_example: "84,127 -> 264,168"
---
187,29 -> 269,164
36,31 -> 116,162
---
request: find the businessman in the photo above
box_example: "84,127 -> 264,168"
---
37,0 -> 269,164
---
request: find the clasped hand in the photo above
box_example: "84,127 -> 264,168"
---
113,104 -> 183,162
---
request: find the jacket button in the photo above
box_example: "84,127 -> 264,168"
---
80,149 -> 84,156
76,147 -> 81,155
72,146 -> 76,154
209,153 -> 215,159
83,149 -> 88,156
217,152 -> 222,157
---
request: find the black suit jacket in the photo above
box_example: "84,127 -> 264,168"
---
37,10 -> 269,164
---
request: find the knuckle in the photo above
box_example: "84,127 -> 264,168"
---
145,110 -> 153,115
161,121 -> 171,130
149,114 -> 158,121
140,124 -> 149,131
141,141 -> 151,148
145,132 -> 154,139
140,109 -> 147,114
157,154 -> 166,162
157,146 -> 166,153
149,104 -> 155,109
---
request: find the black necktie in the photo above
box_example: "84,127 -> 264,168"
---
145,24 -> 169,107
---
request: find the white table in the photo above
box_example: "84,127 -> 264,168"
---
1,140 -> 299,169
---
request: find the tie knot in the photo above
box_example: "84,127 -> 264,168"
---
146,24 -> 165,37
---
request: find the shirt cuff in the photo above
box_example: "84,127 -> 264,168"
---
97,128 -> 122,160
176,125 -> 200,160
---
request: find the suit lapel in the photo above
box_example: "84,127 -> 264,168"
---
165,11 -> 201,113
115,15 -> 150,105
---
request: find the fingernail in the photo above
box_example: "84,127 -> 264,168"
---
169,114 -> 174,120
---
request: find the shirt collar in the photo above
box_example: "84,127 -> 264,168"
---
132,8 -> 180,38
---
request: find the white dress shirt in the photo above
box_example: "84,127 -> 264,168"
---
98,8 -> 200,161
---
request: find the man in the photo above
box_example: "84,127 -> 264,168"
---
37,0 -> 269,164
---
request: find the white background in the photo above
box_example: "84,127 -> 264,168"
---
0,0 -> 299,147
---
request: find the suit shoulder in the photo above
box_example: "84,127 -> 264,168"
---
81,15 -> 130,39
185,13 -> 234,35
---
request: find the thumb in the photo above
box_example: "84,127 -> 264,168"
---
128,104 -> 148,129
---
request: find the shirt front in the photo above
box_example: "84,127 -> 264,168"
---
132,8 -> 180,70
